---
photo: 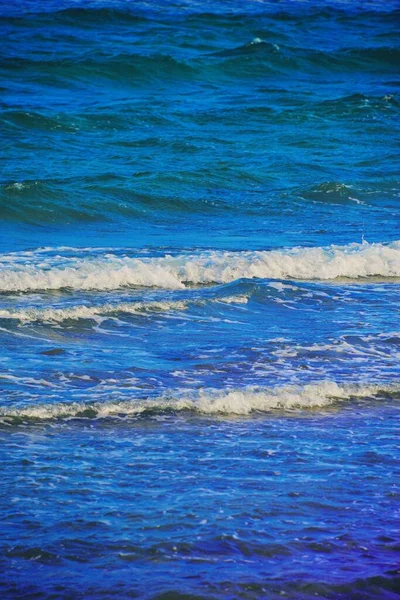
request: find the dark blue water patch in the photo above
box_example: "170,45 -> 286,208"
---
2,0 -> 399,20
0,405 -> 399,598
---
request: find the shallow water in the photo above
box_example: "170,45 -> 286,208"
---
0,0 -> 399,598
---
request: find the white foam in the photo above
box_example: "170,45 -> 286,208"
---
217,295 -> 249,304
0,381 -> 396,420
0,240 -> 399,292
5,182 -> 25,191
0,294 -> 249,323
268,282 -> 298,292
0,300 -> 189,323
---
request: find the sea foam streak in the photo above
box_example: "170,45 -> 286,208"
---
0,381 -> 397,420
0,300 -> 189,323
0,296 -> 247,323
0,241 -> 399,292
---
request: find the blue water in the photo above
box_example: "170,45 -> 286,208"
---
1,1 -> 399,598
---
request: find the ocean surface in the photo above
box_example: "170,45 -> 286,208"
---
1,0 -> 399,598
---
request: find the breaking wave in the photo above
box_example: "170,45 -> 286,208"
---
0,300 -> 188,323
0,381 -> 397,421
0,295 -> 247,323
0,241 -> 399,292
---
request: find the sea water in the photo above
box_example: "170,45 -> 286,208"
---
0,1 -> 399,598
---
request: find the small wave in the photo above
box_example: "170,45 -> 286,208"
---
297,179 -> 400,208
346,45 -> 400,67
0,53 -> 195,83
294,45 -> 400,72
298,182 -> 364,205
0,241 -> 399,293
0,295 -> 247,324
208,43 -> 400,78
0,176 -> 236,225
51,6 -> 148,26
209,38 -> 280,58
0,300 -> 188,324
313,93 -> 400,118
1,109 -> 81,133
0,5 -> 148,22
0,381 -> 397,421
0,179 -> 104,224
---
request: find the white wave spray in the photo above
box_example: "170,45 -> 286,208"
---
0,295 -> 247,323
0,241 -> 399,292
0,381 -> 397,420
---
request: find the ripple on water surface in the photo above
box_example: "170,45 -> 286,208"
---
1,0 -> 399,598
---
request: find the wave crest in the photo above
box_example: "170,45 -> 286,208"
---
0,241 -> 399,293
0,381 -> 397,421
0,295 -> 247,324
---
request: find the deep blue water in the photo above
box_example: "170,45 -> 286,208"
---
0,1 -> 399,598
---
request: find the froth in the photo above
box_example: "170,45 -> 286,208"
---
0,300 -> 189,323
0,241 -> 399,292
0,381 -> 396,421
0,295 -> 248,323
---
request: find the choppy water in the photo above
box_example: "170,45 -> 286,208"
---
1,1 -> 399,598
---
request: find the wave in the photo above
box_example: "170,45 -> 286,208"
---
304,46 -> 400,72
0,300 -> 188,324
295,178 -> 400,209
312,93 -> 400,118
208,41 -> 400,78
0,53 -> 195,83
3,42 -> 398,91
0,179 -> 105,224
48,6 -> 148,26
298,182 -> 365,205
0,381 -> 397,421
0,241 -> 399,293
0,295 -> 247,324
0,179 -> 146,224
0,5 -> 148,22
0,178 -> 231,226
4,3 -> 398,22
297,179 -> 400,208
209,38 -> 280,58
1,110 -> 81,133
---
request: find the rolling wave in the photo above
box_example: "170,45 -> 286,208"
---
0,241 -> 399,292
2,42 -> 398,87
48,6 -> 148,25
0,53 -> 196,84
209,38 -> 280,58
0,381 -> 397,421
3,3 -> 398,22
298,182 -> 363,205
0,180 -> 105,224
2,175 -> 398,224
207,42 -> 400,77
0,295 -> 247,323
0,300 -> 189,324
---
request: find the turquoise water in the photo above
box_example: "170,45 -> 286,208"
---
0,1 -> 399,598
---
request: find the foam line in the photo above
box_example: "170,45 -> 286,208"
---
0,295 -> 247,323
0,381 -> 396,420
0,241 -> 399,292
